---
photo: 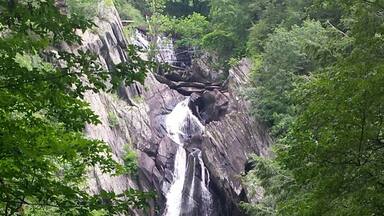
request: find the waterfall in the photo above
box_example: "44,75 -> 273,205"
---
131,31 -> 176,64
186,149 -> 197,210
186,149 -> 212,216
163,98 -> 212,216
156,36 -> 177,64
164,147 -> 187,216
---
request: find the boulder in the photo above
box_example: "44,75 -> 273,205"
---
189,89 -> 229,124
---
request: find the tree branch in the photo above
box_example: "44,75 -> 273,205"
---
326,20 -> 349,37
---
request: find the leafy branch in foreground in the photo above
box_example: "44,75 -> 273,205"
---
0,0 -> 154,215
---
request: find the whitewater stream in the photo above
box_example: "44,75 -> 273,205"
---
163,98 -> 213,216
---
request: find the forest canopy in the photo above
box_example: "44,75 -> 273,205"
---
1,0 -> 384,215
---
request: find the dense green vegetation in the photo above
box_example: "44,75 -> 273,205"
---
0,0 -> 153,215
243,1 -> 384,215
154,0 -> 384,215
2,0 -> 384,215
67,0 -> 145,26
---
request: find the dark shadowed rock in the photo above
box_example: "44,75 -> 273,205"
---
188,89 -> 229,124
78,4 -> 271,216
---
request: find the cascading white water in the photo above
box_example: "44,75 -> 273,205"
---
163,98 -> 211,216
197,150 -> 213,215
187,149 -> 212,215
164,147 -> 186,216
131,32 -> 176,65
186,149 -> 198,209
156,36 -> 177,64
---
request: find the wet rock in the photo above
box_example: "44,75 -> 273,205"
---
188,89 -> 229,124
77,4 -> 271,216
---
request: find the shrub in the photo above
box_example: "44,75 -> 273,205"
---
107,111 -> 119,127
123,145 -> 138,174
66,0 -> 100,19
114,0 -> 146,27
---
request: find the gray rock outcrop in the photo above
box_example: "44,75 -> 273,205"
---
75,3 -> 271,215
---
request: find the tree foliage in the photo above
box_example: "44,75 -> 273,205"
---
114,0 -> 146,26
243,0 -> 384,215
246,20 -> 350,136
132,0 -> 384,214
160,12 -> 209,47
164,0 -> 210,17
0,0 -> 154,215
154,0 -> 254,65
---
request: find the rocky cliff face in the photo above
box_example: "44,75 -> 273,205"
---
77,3 -> 271,216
